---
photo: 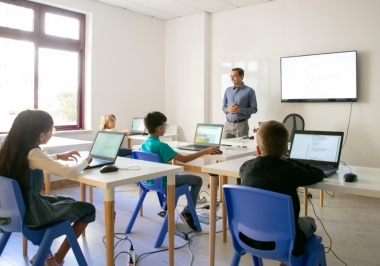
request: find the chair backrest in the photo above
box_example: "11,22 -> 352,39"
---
223,185 -> 296,262
0,176 -> 25,233
132,151 -> 165,192
283,114 -> 305,142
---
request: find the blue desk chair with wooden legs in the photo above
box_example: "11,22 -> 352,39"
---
0,176 -> 87,266
223,185 -> 326,266
125,151 -> 201,248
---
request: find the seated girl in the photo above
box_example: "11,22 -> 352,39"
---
100,114 -> 132,157
0,110 -> 96,266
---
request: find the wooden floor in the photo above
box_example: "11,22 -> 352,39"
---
1,173 -> 380,266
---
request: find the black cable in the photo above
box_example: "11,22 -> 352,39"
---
135,240 -> 190,265
114,251 -> 131,265
102,233 -> 135,266
342,102 -> 353,148
324,191 -> 334,197
199,190 -> 210,197
308,198 -> 347,265
102,233 -> 131,249
340,161 -> 352,173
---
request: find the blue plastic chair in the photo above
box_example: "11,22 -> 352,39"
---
125,151 -> 202,248
0,176 -> 88,266
223,185 -> 326,266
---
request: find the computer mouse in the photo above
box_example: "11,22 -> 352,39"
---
249,136 -> 255,140
211,149 -> 223,155
344,173 -> 357,182
100,164 -> 119,173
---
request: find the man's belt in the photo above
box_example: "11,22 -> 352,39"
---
227,119 -> 247,123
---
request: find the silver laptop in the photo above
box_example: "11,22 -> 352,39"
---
289,130 -> 344,177
129,117 -> 147,135
84,130 -> 125,169
178,124 -> 224,151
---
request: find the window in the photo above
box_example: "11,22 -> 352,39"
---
0,0 -> 86,132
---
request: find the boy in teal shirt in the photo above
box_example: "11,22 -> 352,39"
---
141,112 -> 220,231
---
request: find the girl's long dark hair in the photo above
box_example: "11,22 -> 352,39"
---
0,110 -> 53,193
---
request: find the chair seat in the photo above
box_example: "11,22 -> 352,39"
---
0,176 -> 88,266
223,185 -> 327,266
125,151 -> 202,248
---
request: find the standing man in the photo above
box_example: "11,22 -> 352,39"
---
222,68 -> 258,139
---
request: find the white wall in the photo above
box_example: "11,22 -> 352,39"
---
206,0 -> 380,167
165,12 -> 210,141
37,0 -> 165,140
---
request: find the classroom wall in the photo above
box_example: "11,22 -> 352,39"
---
35,0 -> 165,140
165,12 -> 210,141
167,0 -> 380,167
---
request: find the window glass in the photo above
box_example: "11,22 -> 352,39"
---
45,13 -> 79,40
38,48 -> 79,126
0,0 -> 85,132
0,2 -> 33,31
0,37 -> 34,132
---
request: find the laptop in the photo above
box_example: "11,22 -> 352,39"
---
288,130 -> 344,177
84,130 -> 125,169
177,124 -> 224,151
129,117 -> 147,135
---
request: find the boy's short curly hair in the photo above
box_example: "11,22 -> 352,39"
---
256,120 -> 289,157
144,112 -> 167,134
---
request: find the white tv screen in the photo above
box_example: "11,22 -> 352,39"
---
281,51 -> 357,102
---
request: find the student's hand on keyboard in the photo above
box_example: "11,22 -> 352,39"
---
122,129 -> 129,136
86,156 -> 92,164
57,150 -> 81,161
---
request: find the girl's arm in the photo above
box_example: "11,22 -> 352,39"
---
28,148 -> 88,179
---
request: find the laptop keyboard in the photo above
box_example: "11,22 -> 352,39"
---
311,164 -> 336,171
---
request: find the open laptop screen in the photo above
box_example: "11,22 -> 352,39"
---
193,124 -> 223,147
289,130 -> 343,165
131,118 -> 145,133
89,131 -> 125,160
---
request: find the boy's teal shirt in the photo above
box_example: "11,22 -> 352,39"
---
140,135 -> 178,186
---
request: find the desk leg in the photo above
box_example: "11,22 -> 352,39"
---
128,138 -> 132,149
219,175 -> 223,202
22,236 -> 27,255
209,174 -> 218,266
221,175 -> 228,243
44,172 -> 50,195
80,183 -> 87,236
304,188 -> 308,216
89,185 -> 93,204
167,174 -> 175,266
320,190 -> 324,207
104,189 -> 115,266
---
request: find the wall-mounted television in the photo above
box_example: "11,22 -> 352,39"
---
281,51 -> 357,102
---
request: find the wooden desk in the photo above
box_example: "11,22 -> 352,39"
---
40,137 -> 93,195
305,165 -> 380,215
221,137 -> 256,148
201,156 -> 254,266
77,157 -> 182,266
201,157 -> 380,266
125,133 -> 179,149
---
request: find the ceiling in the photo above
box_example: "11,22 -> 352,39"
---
98,0 -> 272,20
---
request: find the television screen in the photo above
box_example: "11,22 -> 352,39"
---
281,51 -> 357,102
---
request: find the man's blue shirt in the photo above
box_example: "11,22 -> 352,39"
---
222,82 -> 258,121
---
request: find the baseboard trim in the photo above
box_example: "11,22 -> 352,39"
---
43,179 -> 79,190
